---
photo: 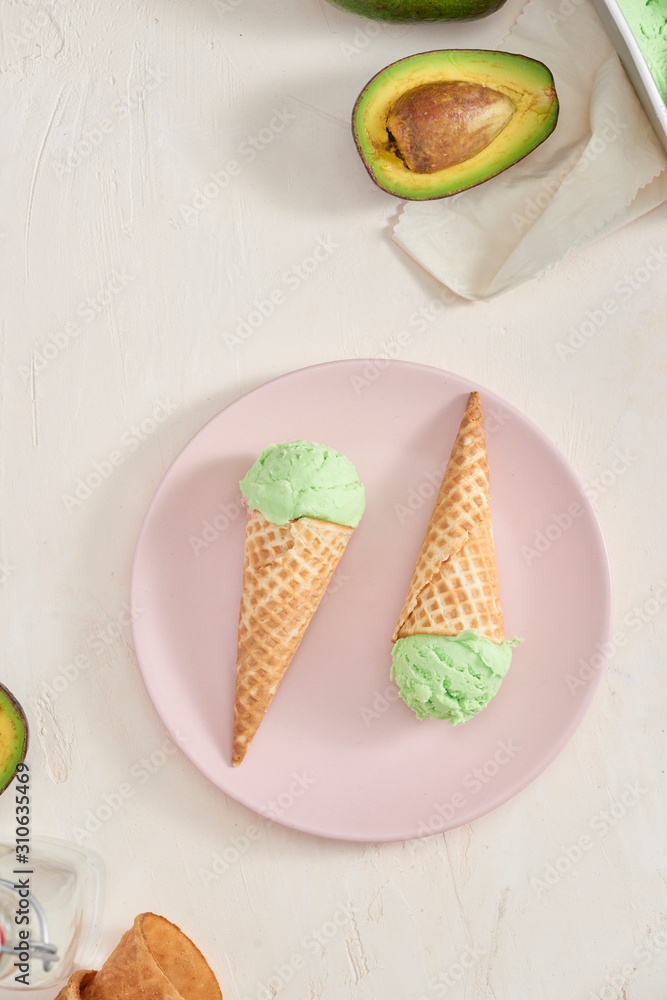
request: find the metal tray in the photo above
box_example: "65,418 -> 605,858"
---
591,0 -> 667,154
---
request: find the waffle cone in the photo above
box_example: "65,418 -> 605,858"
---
54,913 -> 221,1000
393,391 -> 504,644
233,510 -> 353,765
55,971 -> 97,999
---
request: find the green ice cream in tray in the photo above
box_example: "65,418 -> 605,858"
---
592,0 -> 667,152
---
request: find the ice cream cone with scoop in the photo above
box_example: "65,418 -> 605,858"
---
233,440 -> 365,765
392,391 -> 520,724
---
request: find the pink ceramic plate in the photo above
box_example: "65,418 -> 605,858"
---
130,360 -> 611,842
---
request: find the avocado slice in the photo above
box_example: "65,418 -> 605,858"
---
0,684 -> 28,795
324,0 -> 507,22
353,50 -> 559,200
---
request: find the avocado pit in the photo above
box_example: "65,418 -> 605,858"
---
386,80 -> 516,173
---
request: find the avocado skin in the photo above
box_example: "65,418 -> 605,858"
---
324,0 -> 507,21
352,50 -> 559,201
0,683 -> 28,795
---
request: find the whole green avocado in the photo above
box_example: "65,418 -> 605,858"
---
323,0 -> 508,22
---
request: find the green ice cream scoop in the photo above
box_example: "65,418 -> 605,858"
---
391,630 -> 521,725
240,440 -> 366,527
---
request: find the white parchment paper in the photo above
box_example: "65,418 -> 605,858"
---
392,0 -> 667,300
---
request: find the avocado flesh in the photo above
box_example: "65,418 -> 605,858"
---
386,81 -> 515,173
324,0 -> 507,22
0,685 -> 28,795
353,50 -> 559,200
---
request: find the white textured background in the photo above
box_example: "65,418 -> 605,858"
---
0,0 -> 666,998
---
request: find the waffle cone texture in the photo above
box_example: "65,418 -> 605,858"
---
233,510 -> 353,765
54,913 -> 222,1000
393,391 -> 505,644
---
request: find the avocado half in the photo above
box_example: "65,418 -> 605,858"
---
353,50 -> 559,201
324,0 -> 507,21
0,684 -> 28,795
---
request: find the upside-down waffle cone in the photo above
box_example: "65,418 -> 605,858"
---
393,391 -> 505,644
233,510 -> 353,766
54,913 -> 222,1000
55,972 -> 96,999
